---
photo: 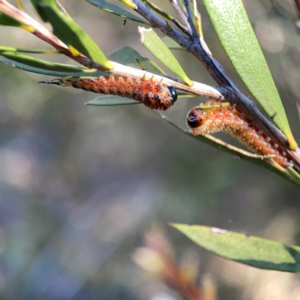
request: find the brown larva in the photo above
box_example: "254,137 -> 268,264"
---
187,101 -> 289,168
40,75 -> 177,110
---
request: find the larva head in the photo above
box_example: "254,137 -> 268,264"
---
187,107 -> 214,135
187,107 -> 205,128
167,86 -> 177,104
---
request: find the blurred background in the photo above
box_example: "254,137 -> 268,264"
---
0,0 -> 300,299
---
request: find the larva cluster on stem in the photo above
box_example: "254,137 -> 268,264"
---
40,75 -> 177,110
187,101 -> 290,168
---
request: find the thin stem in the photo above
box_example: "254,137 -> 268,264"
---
191,0 -> 202,35
170,0 -> 192,33
141,0 -> 175,22
172,18 -> 194,39
182,0 -> 198,37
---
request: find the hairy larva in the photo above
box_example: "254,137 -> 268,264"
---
40,75 -> 177,110
187,101 -> 289,168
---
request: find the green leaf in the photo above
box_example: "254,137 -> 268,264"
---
86,95 -> 140,106
0,11 -> 23,26
16,0 -> 25,11
162,37 -> 183,50
30,0 -> 113,69
203,0 -> 297,149
282,167 -> 300,186
109,46 -> 166,74
139,27 -> 193,86
172,224 -> 300,272
30,0 -> 69,21
0,46 -> 59,54
0,51 -> 107,77
86,0 -> 149,25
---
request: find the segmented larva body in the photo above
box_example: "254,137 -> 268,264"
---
41,76 -> 177,110
187,101 -> 289,168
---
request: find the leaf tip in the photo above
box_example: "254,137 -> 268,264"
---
20,25 -> 35,33
83,68 -> 98,73
119,0 -> 137,10
210,227 -> 228,234
169,223 -> 189,231
286,133 -> 298,150
103,61 -> 115,70
184,78 -> 194,87
138,26 -> 151,43
68,45 -> 80,57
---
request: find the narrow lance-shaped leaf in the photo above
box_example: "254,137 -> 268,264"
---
0,51 -> 107,77
0,46 -> 59,54
30,0 -> 113,69
86,95 -> 140,106
16,0 -> 25,10
0,11 -> 23,26
139,27 -> 193,86
203,0 -> 298,149
162,37 -> 183,50
109,46 -> 166,74
282,167 -> 300,186
86,0 -> 149,25
172,224 -> 300,272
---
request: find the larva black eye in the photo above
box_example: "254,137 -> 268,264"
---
187,108 -> 204,128
167,86 -> 177,103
